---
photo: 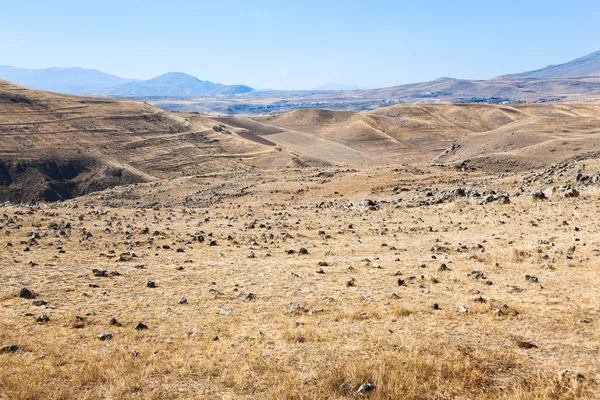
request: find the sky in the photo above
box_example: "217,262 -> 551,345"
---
1,0 -> 600,90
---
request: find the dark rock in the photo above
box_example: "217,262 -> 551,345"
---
134,323 -> 148,331
532,190 -> 547,200
19,288 -> 36,299
517,341 -> 538,349
92,269 -> 108,277
525,275 -> 539,283
0,344 -> 19,354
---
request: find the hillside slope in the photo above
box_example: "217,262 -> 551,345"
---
504,50 -> 600,79
0,80 -> 275,202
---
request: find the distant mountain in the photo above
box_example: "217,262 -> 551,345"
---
209,85 -> 255,96
108,72 -> 223,96
0,67 -> 254,97
502,50 -> 600,79
0,66 -> 134,95
315,83 -> 365,91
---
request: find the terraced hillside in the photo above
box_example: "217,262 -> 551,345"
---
0,80 -> 279,202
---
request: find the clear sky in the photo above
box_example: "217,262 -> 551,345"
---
1,0 -> 599,90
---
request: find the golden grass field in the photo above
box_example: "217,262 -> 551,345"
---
1,161 -> 599,399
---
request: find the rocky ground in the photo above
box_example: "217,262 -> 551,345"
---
1,161 -> 599,399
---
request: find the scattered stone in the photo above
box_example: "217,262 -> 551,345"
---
469,270 -> 485,280
219,309 -> 232,317
35,314 -> 49,324
298,248 -> 309,255
238,292 -> 256,301
525,275 -> 539,283
0,344 -> 19,354
146,280 -> 156,288
561,369 -> 584,380
458,306 -> 468,313
517,341 -> 538,349
32,300 -> 47,306
92,269 -> 108,277
286,301 -> 304,314
357,382 -> 376,394
98,332 -> 113,341
19,288 -> 35,299
179,297 -> 188,304
134,323 -> 148,331
564,188 -> 579,198
358,199 -> 377,209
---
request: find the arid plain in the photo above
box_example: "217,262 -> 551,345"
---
1,80 -> 600,399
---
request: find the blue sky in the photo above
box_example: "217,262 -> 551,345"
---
1,0 -> 599,89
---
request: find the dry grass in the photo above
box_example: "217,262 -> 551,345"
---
1,162 -> 599,399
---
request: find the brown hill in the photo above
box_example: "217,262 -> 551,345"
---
247,103 -> 600,170
4,79 -> 600,202
0,80 -> 279,202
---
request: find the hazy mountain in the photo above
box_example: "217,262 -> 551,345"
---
0,66 -> 133,95
107,72 -> 223,96
208,84 -> 255,95
0,67 -> 254,97
315,83 -> 364,91
107,72 -> 254,97
502,50 -> 600,79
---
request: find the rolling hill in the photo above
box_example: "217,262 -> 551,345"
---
3,79 -> 600,202
0,80 -> 270,202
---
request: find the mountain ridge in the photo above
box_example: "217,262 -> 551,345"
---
501,50 -> 600,79
0,67 -> 254,97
